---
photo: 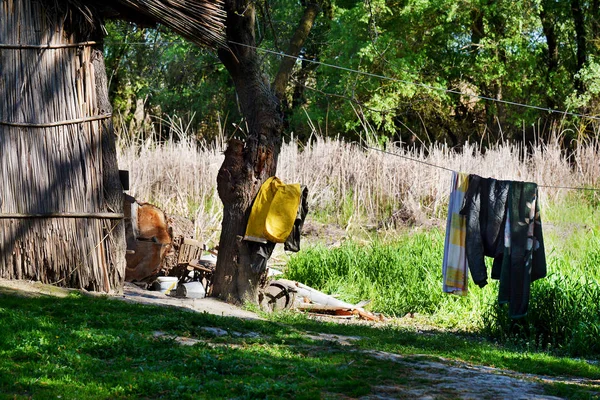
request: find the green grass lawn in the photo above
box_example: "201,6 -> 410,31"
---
1,287 -> 599,399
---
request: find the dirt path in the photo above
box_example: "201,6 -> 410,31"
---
302,333 -> 593,400
362,350 -> 566,399
117,282 -> 262,320
0,279 -> 261,320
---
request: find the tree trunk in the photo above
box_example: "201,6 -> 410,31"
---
470,7 -> 484,50
212,0 -> 284,303
212,0 -> 320,304
291,60 -> 319,111
592,0 -> 600,40
539,1 -> 559,109
273,2 -> 321,99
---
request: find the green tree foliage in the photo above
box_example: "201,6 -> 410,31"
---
104,0 -> 600,146
298,0 -> 600,145
104,21 -> 236,141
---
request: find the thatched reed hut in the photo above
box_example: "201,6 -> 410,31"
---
0,0 -> 225,292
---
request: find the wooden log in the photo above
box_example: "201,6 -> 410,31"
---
295,303 -> 353,311
305,313 -> 353,320
276,278 -> 358,309
276,278 -> 385,321
352,309 -> 385,322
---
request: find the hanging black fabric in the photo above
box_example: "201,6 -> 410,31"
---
248,241 -> 277,274
498,181 -> 547,318
460,175 -> 510,288
284,186 -> 309,252
460,175 -> 546,318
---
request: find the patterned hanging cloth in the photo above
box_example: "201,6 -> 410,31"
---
442,171 -> 470,295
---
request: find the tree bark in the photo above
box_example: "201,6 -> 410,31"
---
212,0 -> 321,304
291,60 -> 319,111
273,2 -> 321,99
539,2 -> 559,103
470,7 -> 484,50
538,1 -> 561,129
592,0 -> 600,40
212,0 -> 284,304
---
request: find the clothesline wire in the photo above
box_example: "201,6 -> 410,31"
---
108,39 -> 600,191
290,76 -> 600,188
228,40 -> 600,122
363,145 -> 455,172
363,145 -> 600,192
107,39 -> 600,121
538,184 -> 600,191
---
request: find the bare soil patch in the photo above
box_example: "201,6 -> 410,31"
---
0,278 -> 260,320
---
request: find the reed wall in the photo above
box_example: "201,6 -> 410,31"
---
0,0 -> 125,292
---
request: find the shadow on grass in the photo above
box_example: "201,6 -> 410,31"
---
0,289 -> 598,399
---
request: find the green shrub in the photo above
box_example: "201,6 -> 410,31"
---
286,230 -> 600,357
285,231 -> 487,324
481,273 -> 600,356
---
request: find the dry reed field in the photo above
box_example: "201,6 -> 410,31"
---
116,125 -> 600,243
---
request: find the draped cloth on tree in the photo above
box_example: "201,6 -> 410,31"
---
244,177 -> 307,273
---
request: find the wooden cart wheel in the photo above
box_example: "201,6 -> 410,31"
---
260,281 -> 296,312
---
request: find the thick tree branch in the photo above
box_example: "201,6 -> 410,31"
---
273,2 -> 321,99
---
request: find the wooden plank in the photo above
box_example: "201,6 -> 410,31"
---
182,237 -> 204,247
276,278 -> 358,309
187,260 -> 214,273
305,313 -> 352,320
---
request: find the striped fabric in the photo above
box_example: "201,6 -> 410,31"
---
442,171 -> 470,295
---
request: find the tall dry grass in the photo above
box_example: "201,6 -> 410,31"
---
116,119 -> 600,243
116,118 -> 226,244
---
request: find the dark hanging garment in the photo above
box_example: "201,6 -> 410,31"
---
247,241 -> 277,274
461,175 -> 547,318
284,186 -> 309,253
460,175 -> 510,288
498,181 -> 547,318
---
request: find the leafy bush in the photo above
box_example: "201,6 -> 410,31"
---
482,273 -> 600,357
